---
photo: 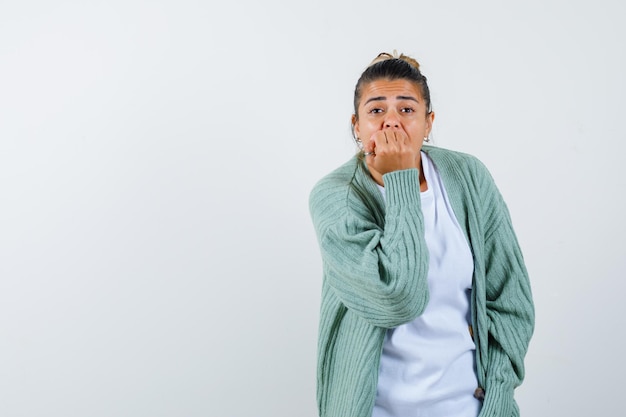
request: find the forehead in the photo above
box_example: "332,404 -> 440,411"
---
359,79 -> 423,104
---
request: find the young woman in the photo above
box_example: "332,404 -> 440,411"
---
309,51 -> 534,417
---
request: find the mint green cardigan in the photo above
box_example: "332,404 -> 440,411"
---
309,146 -> 534,417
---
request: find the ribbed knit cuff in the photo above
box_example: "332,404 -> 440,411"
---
381,169 -> 421,207
479,382 -> 516,417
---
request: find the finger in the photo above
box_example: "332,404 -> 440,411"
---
369,132 -> 384,150
363,143 -> 375,157
362,138 -> 376,156
395,130 -> 408,143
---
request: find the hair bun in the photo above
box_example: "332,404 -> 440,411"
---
369,50 -> 421,71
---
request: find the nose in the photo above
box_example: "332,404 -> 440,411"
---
383,111 -> 400,129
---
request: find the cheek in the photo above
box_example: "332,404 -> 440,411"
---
362,119 -> 381,132
356,120 -> 371,136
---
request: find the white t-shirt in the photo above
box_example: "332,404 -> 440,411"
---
372,152 -> 481,417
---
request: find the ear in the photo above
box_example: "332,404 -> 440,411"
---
425,111 -> 435,136
351,114 -> 359,138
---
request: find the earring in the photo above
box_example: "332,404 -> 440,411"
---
355,137 -> 363,149
423,136 -> 430,143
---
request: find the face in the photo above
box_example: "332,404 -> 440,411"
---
353,78 -> 434,155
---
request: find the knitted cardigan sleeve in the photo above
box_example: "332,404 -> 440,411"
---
309,164 -> 430,329
466,157 -> 535,417
482,216 -> 534,416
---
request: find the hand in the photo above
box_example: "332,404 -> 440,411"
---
363,129 -> 420,176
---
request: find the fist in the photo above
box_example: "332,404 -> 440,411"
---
363,129 -> 420,176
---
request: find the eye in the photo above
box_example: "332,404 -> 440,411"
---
368,108 -> 383,114
401,107 -> 415,113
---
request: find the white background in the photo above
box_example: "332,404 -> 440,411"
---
1,0 -> 624,416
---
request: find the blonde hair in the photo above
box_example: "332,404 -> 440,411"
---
368,50 -> 422,71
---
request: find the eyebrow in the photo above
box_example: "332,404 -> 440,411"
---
364,95 -> 419,105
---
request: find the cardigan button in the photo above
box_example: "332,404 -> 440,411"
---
474,387 -> 485,401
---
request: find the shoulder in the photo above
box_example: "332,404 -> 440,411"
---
309,157 -> 360,207
309,156 -> 384,236
423,146 -> 507,220
423,145 -> 498,196
423,145 -> 490,176
309,157 -> 360,230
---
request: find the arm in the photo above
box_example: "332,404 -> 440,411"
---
310,167 -> 430,329
477,171 -> 535,416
